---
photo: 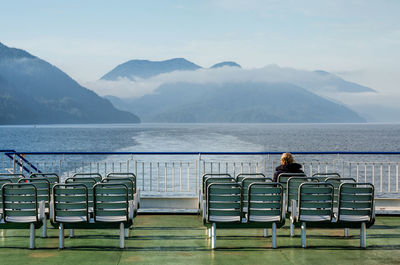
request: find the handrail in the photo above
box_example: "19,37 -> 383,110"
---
4,151 -> 400,155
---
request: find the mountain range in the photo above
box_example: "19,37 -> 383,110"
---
0,42 -> 140,125
101,58 -> 371,123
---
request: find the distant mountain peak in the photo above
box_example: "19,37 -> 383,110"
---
0,42 -> 35,60
211,61 -> 241,69
101,58 -> 201,80
314,70 -> 331,76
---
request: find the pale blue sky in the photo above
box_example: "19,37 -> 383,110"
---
1,0 -> 399,95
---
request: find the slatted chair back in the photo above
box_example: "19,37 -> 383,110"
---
102,178 -> 135,200
0,179 -> 12,213
0,173 -> 25,183
94,183 -> 129,223
236,173 -> 267,183
325,177 -> 356,207
52,184 -> 89,223
19,178 -> 50,209
106,173 -> 136,194
2,183 -> 39,223
247,183 -> 284,223
312,172 -> 341,182
277,173 -> 307,191
202,173 -> 233,194
65,177 -> 96,209
286,177 -> 318,213
338,183 -> 374,223
29,173 -> 59,187
72,173 -> 102,183
241,177 -> 273,212
206,183 -> 242,223
298,183 -> 334,223
204,177 -> 236,202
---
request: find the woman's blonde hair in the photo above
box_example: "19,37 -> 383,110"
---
281,153 -> 294,165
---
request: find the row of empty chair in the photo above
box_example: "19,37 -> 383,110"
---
0,172 -> 138,249
201,172 -> 375,249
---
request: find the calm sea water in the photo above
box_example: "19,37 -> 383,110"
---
1,123 -> 400,152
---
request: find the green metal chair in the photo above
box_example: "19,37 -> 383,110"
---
205,183 -> 242,249
247,182 -> 285,248
201,177 -> 236,218
277,172 -> 307,192
105,173 -> 138,208
295,182 -> 334,248
94,183 -> 134,248
337,183 -> 375,248
287,177 -> 318,236
51,184 -> 89,249
18,178 -> 50,238
1,183 -> 44,249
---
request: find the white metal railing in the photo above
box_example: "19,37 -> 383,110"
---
2,152 -> 400,197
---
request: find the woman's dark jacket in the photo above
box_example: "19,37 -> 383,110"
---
273,163 -> 304,182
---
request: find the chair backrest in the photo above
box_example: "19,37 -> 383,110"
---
72,173 -> 102,182
52,184 -> 89,223
325,177 -> 356,207
29,173 -> 59,186
286,177 -> 318,213
19,178 -> 50,208
247,183 -> 284,223
93,183 -> 129,222
277,173 -> 307,190
202,173 -> 233,193
298,183 -> 334,222
65,177 -> 96,208
236,173 -> 266,183
312,172 -> 341,182
0,173 -> 25,183
0,179 -> 12,211
105,173 -> 136,194
338,183 -> 374,223
206,183 -> 242,223
102,178 -> 135,200
204,177 -> 236,200
241,177 -> 273,208
2,183 -> 38,223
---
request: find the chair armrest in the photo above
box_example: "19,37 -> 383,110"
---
50,199 -> 54,221
38,200 -> 45,220
291,199 -> 298,222
128,200 -> 134,220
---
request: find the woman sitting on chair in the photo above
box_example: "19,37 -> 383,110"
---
273,153 -> 304,182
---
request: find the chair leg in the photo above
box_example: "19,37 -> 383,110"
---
120,223 -> 125,249
29,223 -> 35,249
211,223 -> 216,249
272,223 -> 277,249
301,222 -> 306,248
344,228 -> 349,237
264,228 -> 268,237
360,222 -> 366,248
59,223 -> 64,249
290,218 -> 295,237
125,228 -> 129,238
69,229 -> 74,238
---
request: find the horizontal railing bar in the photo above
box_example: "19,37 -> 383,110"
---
5,151 -> 400,156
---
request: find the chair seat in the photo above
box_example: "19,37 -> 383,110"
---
299,215 -> 331,222
56,216 -> 87,223
209,216 -> 241,222
6,216 -> 38,223
95,216 -> 127,222
249,215 -> 280,222
339,215 -> 371,222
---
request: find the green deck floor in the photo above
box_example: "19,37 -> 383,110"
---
0,215 -> 399,265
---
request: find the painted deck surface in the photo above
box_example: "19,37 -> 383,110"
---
0,215 -> 399,265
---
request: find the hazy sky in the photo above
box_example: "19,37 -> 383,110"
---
1,0 -> 399,95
